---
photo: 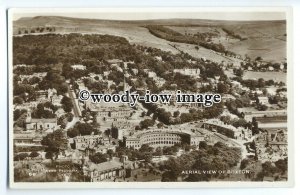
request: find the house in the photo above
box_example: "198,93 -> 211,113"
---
173,69 -> 200,78
221,94 -> 236,102
257,96 -> 269,105
103,71 -> 111,77
155,56 -> 162,61
231,81 -> 242,88
268,66 -> 274,71
148,71 -> 157,78
131,69 -> 138,75
47,88 -> 57,99
14,101 -> 38,111
107,59 -> 123,65
73,135 -> 103,150
237,107 -> 287,122
19,72 -> 47,83
196,82 -> 210,88
89,73 -> 103,81
280,64 -> 285,70
94,145 -> 117,154
14,64 -> 28,69
26,118 -> 57,131
55,108 -> 65,118
71,64 -> 86,70
83,156 -> 133,182
51,94 -> 63,106
153,77 -> 166,87
25,112 -> 58,131
14,133 -> 43,147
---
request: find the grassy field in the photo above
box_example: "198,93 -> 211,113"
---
227,38 -> 286,62
166,21 -> 286,62
89,26 -> 180,54
243,71 -> 287,83
173,42 -> 243,64
167,25 -> 227,36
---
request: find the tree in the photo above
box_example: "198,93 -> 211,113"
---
13,96 -> 23,104
257,78 -> 265,88
217,83 -> 229,93
252,117 -> 259,135
155,108 -> 172,125
240,158 -> 250,170
220,115 -> 232,125
29,151 -> 40,158
67,128 -> 79,138
14,109 -> 27,121
45,151 -> 54,160
73,122 -> 94,136
139,144 -> 154,153
154,147 -> 163,156
140,119 -> 155,129
65,112 -> 74,122
28,76 -> 40,85
143,153 -> 153,163
41,130 -> 68,160
32,103 -> 56,119
57,115 -> 67,129
261,161 -> 278,177
157,122 -> 164,128
257,104 -> 268,111
199,141 -> 208,149
140,111 -> 146,117
232,118 -> 247,128
255,56 -> 263,61
234,68 -> 244,77
57,83 -> 68,95
14,153 -> 29,161
161,171 -> 178,182
61,95 -> 73,113
275,158 -> 287,173
173,110 -> 180,118
180,113 -> 193,123
90,152 -> 108,164
111,126 -> 119,139
107,149 -> 114,159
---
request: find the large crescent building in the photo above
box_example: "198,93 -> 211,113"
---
124,126 -> 205,149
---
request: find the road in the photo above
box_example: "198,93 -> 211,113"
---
67,85 -> 81,118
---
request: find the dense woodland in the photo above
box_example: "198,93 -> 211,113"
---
146,25 -> 236,56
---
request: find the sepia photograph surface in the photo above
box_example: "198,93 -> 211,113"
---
8,7 -> 293,188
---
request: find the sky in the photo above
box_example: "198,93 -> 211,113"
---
11,8 -> 287,21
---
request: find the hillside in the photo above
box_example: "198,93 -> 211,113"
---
13,16 -> 286,62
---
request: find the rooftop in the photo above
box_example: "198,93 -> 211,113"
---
85,160 -> 123,172
29,118 -> 57,123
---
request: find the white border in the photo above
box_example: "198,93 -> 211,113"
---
8,7 -> 293,189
